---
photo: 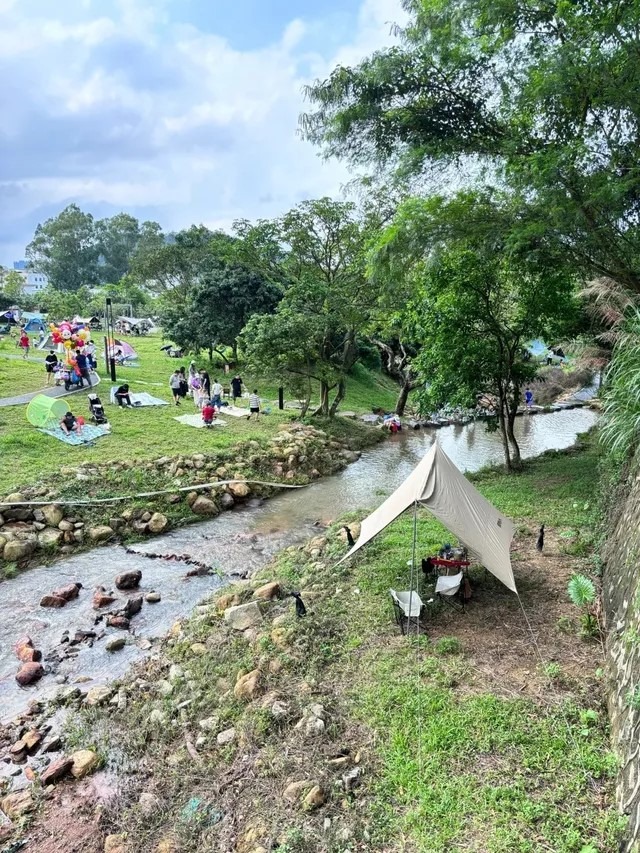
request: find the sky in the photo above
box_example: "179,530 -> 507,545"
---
0,0 -> 405,267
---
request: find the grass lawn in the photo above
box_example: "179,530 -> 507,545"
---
0,331 -> 400,493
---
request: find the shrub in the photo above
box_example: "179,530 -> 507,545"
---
435,636 -> 462,655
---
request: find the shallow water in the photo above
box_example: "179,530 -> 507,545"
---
0,407 -> 597,720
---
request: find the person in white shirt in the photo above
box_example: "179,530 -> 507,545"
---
247,389 -> 260,421
211,379 -> 223,411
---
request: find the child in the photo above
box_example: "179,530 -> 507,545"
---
19,331 -> 30,359
524,388 -> 534,409
202,399 -> 216,427
60,411 -> 82,436
247,389 -> 260,421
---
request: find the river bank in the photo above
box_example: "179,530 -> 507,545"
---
0,418 -> 383,579
0,430 -> 623,853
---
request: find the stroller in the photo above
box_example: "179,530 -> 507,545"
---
88,394 -> 108,425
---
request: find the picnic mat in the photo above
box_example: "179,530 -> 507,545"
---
110,388 -> 169,407
39,424 -> 111,445
219,405 -> 250,417
174,414 -> 227,429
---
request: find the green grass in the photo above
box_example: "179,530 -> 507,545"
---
0,331 -> 399,493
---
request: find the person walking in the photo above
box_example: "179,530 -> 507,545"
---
211,378 -> 223,411
75,350 -> 92,387
524,388 -> 534,410
19,330 -> 30,359
247,389 -> 260,421
231,374 -> 243,405
44,350 -> 58,386
85,340 -> 97,370
170,369 -> 182,405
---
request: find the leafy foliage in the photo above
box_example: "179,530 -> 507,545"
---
567,574 -> 596,609
302,0 -> 640,291
601,308 -> 640,456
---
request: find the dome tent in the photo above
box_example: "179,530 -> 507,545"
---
26,395 -> 68,428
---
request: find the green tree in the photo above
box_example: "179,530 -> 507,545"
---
26,204 -> 100,291
2,270 -> 25,301
241,198 -> 372,416
131,226 -> 224,296
96,213 -> 140,283
38,285 -> 90,321
162,263 -> 279,361
372,194 -> 580,469
302,0 -> 640,291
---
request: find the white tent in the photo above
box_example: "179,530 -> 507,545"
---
338,442 -> 517,593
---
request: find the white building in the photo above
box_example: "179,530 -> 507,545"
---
12,262 -> 48,295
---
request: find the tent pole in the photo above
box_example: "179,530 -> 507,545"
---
407,500 -> 418,634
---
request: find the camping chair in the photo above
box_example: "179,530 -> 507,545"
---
435,571 -> 470,612
390,588 -> 425,635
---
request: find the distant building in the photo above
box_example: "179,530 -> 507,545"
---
12,261 -> 48,295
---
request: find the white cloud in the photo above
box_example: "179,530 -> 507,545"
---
0,0 -> 406,263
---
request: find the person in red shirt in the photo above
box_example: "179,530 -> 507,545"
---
202,400 -> 216,427
19,331 -> 30,359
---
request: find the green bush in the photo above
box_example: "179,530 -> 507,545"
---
435,636 -> 462,655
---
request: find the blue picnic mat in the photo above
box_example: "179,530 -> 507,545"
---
38,424 -> 111,445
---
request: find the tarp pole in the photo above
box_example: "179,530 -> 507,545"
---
407,500 -> 419,634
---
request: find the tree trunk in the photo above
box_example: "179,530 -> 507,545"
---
313,381 -> 330,416
207,345 -> 213,362
329,377 -> 346,417
506,396 -> 521,469
497,391 -> 512,471
395,378 -> 421,416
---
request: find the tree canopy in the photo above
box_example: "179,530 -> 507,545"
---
302,0 -> 640,290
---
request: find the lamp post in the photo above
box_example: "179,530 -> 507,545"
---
104,298 -> 117,382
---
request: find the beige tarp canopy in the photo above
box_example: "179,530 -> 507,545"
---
338,442 -> 517,593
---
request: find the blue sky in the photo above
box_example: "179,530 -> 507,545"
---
0,0 -> 403,267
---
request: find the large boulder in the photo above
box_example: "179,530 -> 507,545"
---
39,594 -> 67,608
228,481 -> 250,499
123,595 -> 143,618
191,496 -> 218,516
70,749 -> 99,778
253,581 -> 281,601
93,587 -> 117,609
38,529 -> 64,547
85,685 -> 113,706
14,636 -> 41,663
88,525 -> 115,543
107,615 -> 130,630
3,539 -> 35,562
41,504 -> 64,527
115,570 -> 142,590
15,662 -> 44,686
4,492 -> 26,504
220,493 -> 235,511
40,756 -> 73,785
148,512 -> 169,534
1,789 -> 34,819
234,669 -> 262,701
224,601 -> 263,631
53,582 -> 82,601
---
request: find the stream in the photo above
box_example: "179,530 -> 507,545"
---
0,406 -> 598,721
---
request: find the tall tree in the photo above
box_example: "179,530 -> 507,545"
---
372,193 -> 581,469
131,226 -> 224,296
162,263 -> 280,360
26,204 -> 99,291
302,0 -> 640,291
242,198 -> 372,416
96,213 -> 141,284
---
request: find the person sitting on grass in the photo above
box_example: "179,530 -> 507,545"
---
44,350 -> 58,386
60,411 -> 82,436
247,389 -> 260,421
114,383 -> 133,407
202,399 -> 216,427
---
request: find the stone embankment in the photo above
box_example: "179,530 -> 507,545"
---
0,422 -> 368,573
